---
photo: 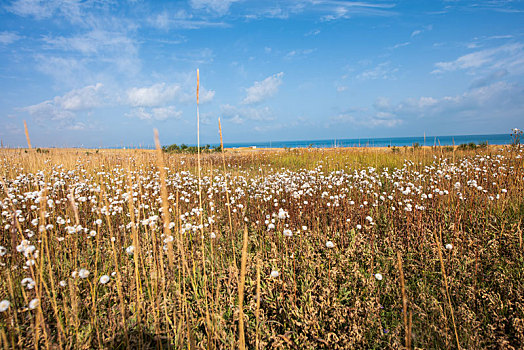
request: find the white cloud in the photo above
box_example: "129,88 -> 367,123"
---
391,41 -> 410,49
189,0 -> 241,15
0,31 -> 22,45
36,29 -> 141,86
198,87 -> 216,104
328,112 -> 402,128
285,49 -> 315,59
410,30 -> 422,38
384,81 -> 524,121
7,0 -> 55,19
357,62 -> 398,80
305,29 -> 321,36
44,30 -> 137,56
221,104 -> 275,124
21,84 -> 106,132
149,10 -> 228,30
319,1 -> 396,21
242,72 -> 284,104
127,83 -> 181,107
0,122 -> 23,136
432,43 -> 524,74
7,0 -> 92,25
127,106 -> 182,121
23,83 -> 105,122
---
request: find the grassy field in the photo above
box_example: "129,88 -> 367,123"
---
0,145 -> 523,349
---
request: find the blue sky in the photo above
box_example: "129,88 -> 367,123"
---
0,0 -> 523,147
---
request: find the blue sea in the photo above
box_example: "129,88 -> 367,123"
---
220,133 -> 513,149
119,133 -> 514,150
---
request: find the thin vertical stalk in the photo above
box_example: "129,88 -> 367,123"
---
397,251 -> 410,350
238,226 -> 249,350
434,228 -> 461,350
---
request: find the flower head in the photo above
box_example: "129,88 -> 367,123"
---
270,270 -> 279,278
29,298 -> 40,310
99,275 -> 110,284
374,273 -> 383,281
0,300 -> 10,312
326,241 -> 335,248
78,268 -> 90,279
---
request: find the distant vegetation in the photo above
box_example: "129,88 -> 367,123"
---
162,143 -> 221,154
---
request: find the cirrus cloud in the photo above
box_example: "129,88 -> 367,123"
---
242,72 -> 284,104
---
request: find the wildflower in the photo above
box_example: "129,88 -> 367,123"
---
210,232 -> 216,239
21,277 -> 35,289
326,241 -> 335,248
78,268 -> 90,279
0,246 -> 7,256
278,208 -> 288,219
356,224 -> 362,230
126,245 -> 135,255
59,280 -> 67,287
374,273 -> 383,281
270,270 -> 279,278
28,298 -> 40,310
283,229 -> 293,237
99,275 -> 110,284
445,243 -> 453,250
267,223 -> 275,230
0,300 -> 10,312
302,226 -> 307,231
95,219 -> 103,225
89,230 -> 97,237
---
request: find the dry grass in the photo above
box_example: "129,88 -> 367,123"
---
0,145 -> 523,349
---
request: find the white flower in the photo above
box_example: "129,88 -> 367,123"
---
78,268 -> 90,279
0,246 -> 7,256
445,243 -> 453,250
267,223 -> 275,230
21,277 -> 35,289
89,230 -> 97,237
28,298 -> 40,310
365,216 -> 373,223
0,300 -> 10,312
126,245 -> 135,255
210,232 -> 216,239
374,273 -> 383,281
95,219 -> 103,225
99,275 -> 110,284
270,270 -> 279,278
356,224 -> 362,230
283,229 -> 293,237
301,226 -> 307,231
277,208 -> 288,219
59,280 -> 67,287
326,241 -> 335,248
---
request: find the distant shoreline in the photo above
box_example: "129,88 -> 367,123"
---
0,133 -> 515,150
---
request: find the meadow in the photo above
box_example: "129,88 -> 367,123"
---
0,144 -> 523,349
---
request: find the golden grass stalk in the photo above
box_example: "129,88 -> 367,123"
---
397,251 -> 411,350
238,225 -> 249,350
255,255 -> 261,350
195,69 -> 213,340
218,117 -> 237,268
154,129 -> 174,266
24,120 -> 32,149
434,228 -> 461,350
